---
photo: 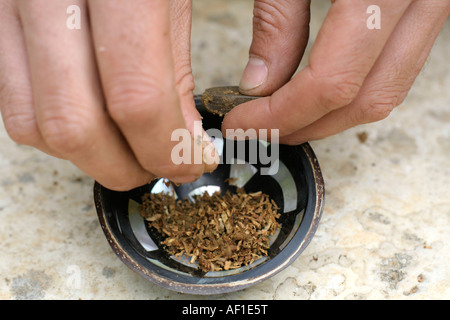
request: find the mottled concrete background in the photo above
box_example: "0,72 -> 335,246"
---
1,1 -> 449,299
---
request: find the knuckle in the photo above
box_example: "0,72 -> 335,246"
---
359,98 -> 397,123
308,68 -> 362,111
253,1 -> 289,34
105,72 -> 169,124
39,97 -> 93,155
330,79 -> 361,106
3,112 -> 39,145
41,116 -> 92,156
417,0 -> 450,16
322,76 -> 361,109
0,85 -> 38,145
170,0 -> 191,21
174,63 -> 195,95
358,86 -> 408,123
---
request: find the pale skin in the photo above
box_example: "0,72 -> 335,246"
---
0,0 -> 449,191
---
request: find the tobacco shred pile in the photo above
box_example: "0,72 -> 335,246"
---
139,188 -> 280,272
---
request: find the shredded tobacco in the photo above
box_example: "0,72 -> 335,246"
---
139,188 -> 280,272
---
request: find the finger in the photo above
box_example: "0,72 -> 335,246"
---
280,0 -> 450,144
89,0 -> 205,182
18,0 -> 152,190
169,0 -> 219,171
0,1 -> 52,154
169,0 -> 195,120
239,0 -> 310,96
223,0 -> 412,138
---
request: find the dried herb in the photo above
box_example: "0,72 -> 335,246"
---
139,188 -> 280,272
201,86 -> 260,116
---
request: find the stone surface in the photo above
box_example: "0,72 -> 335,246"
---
0,0 -> 449,300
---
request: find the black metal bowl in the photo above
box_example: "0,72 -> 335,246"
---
94,98 -> 325,295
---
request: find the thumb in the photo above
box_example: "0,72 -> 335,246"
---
239,0 -> 310,96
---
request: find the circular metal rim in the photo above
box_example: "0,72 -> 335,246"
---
94,142 -> 325,295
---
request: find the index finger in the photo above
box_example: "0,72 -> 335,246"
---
222,0 -> 412,137
89,0 -> 204,181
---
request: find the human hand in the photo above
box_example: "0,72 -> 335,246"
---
0,0 -> 217,191
222,0 -> 450,143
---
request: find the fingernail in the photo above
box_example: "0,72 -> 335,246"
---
203,144 -> 220,167
202,133 -> 220,167
239,57 -> 268,92
171,175 -> 200,184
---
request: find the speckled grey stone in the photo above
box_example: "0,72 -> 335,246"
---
0,0 -> 449,300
